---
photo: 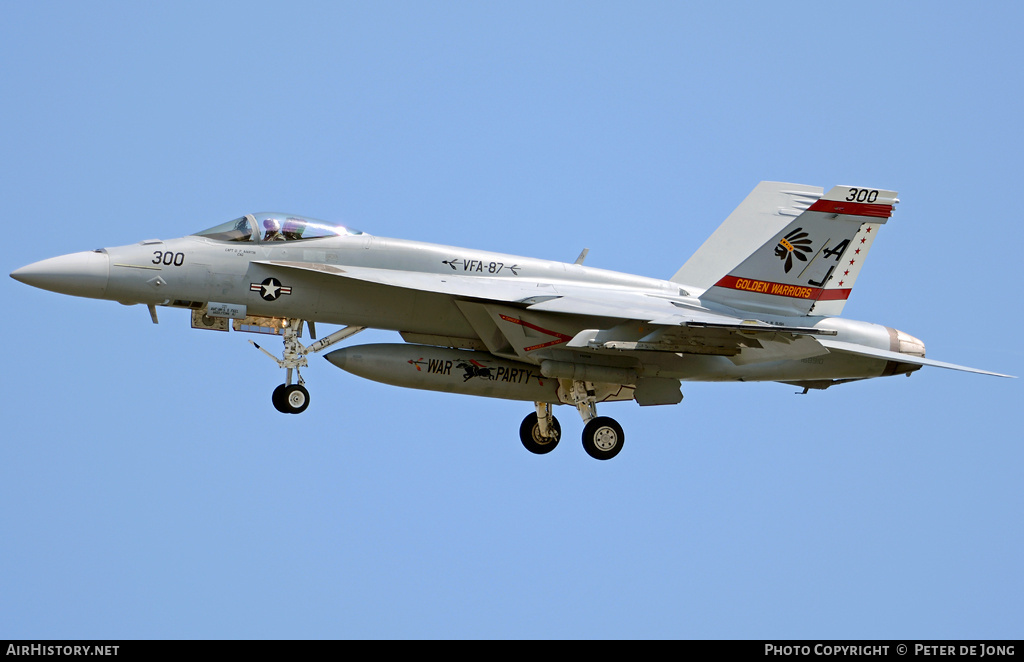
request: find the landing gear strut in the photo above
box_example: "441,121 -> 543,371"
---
251,319 -> 364,414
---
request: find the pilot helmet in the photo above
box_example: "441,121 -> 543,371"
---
263,218 -> 281,232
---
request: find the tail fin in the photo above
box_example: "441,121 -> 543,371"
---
671,181 -> 822,291
682,183 -> 898,317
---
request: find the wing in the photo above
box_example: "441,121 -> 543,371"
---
254,259 -> 1012,382
255,259 -> 835,366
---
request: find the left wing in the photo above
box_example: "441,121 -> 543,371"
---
256,257 -> 1013,378
255,259 -> 833,365
256,259 -> 739,324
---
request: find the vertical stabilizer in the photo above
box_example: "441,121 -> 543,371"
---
671,182 -> 822,291
696,185 -> 898,317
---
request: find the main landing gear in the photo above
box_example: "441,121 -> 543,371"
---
250,319 -> 365,414
519,403 -> 562,454
519,380 -> 625,460
581,417 -> 624,461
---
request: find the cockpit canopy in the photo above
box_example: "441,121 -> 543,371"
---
193,213 -> 365,243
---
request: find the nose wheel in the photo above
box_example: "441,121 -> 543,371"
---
272,383 -> 310,414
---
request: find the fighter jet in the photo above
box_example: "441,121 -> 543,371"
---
10,182 -> 1011,460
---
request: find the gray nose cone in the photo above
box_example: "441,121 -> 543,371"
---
11,250 -> 110,299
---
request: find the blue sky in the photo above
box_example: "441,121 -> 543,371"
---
2,2 -> 1021,638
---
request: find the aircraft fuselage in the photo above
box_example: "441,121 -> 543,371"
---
16,231 -> 913,386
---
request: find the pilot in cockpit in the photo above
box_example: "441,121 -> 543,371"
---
263,218 -> 285,241
282,218 -> 306,241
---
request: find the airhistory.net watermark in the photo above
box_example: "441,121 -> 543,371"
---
6,645 -> 118,656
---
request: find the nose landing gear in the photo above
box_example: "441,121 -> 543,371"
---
250,319 -> 365,414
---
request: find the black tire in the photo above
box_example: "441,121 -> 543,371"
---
519,412 -> 561,454
272,384 -> 289,413
582,416 -> 624,460
283,384 -> 310,414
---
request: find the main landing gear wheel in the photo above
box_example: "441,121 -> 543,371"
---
272,383 -> 310,414
582,416 -> 624,460
519,412 -> 561,454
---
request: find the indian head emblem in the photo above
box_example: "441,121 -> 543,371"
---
774,228 -> 813,273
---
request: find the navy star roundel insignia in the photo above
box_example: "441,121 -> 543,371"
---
250,277 -> 292,301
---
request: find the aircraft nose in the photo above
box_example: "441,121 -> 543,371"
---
11,250 -> 110,299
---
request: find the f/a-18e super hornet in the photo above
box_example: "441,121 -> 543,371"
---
11,182 -> 1012,460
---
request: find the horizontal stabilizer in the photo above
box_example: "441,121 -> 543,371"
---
819,339 -> 1014,378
